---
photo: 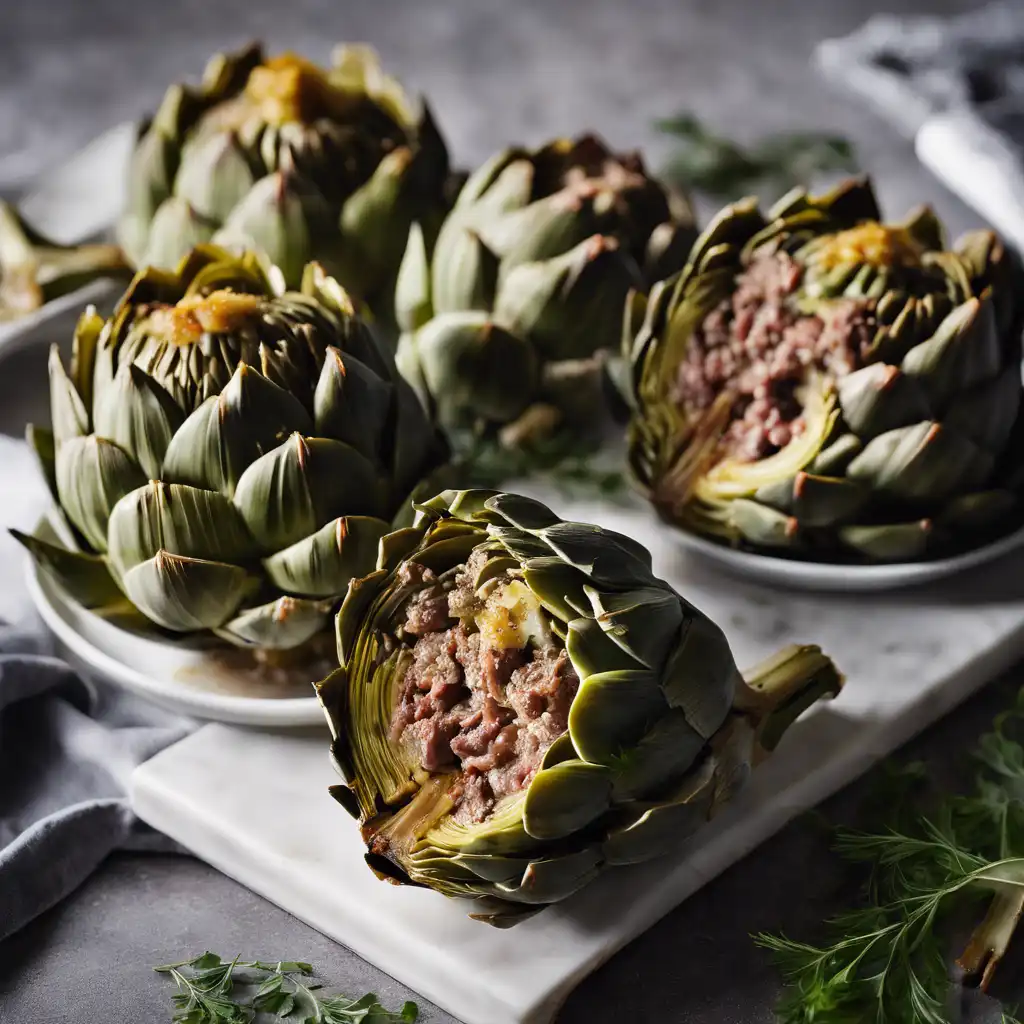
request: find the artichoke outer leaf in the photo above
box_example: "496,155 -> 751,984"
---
233,434 -> 387,552
55,436 -> 147,553
754,472 -> 868,528
217,595 -> 335,650
538,521 -> 655,588
565,617 -> 644,680
521,557 -> 590,623
336,569 -> 391,668
93,363 -> 185,479
839,520 -> 932,561
313,346 -> 393,463
727,499 -> 800,549
584,584 -> 683,672
501,847 -> 604,905
162,362 -> 314,496
174,132 -> 258,223
11,529 -> 125,610
212,172 -> 318,288
540,731 -> 579,769
847,422 -> 991,502
837,362 -> 932,440
395,222 -> 433,334
602,755 -> 716,866
660,606 -> 739,739
944,359 -> 1022,452
120,550 -> 257,631
26,424 -> 59,504
568,668 -> 668,765
263,515 -> 390,598
485,492 -> 561,532
939,490 -> 1017,532
809,433 -> 862,476
609,709 -> 708,802
390,374 -> 446,501
482,190 -> 600,272
901,295 -> 1001,410
142,196 -> 217,270
70,306 -> 104,412
431,226 -> 499,315
48,345 -> 89,446
493,235 -> 639,362
415,311 -> 537,428
107,481 -> 256,576
521,759 -> 613,841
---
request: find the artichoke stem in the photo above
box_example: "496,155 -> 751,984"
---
735,643 -> 844,757
498,403 -> 563,450
957,886 -> 1024,991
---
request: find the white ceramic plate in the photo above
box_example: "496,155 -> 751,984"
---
667,520 -> 1024,592
27,557 -> 326,727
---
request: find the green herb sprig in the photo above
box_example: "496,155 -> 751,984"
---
656,114 -> 856,199
154,952 -> 417,1024
757,690 -> 1024,1024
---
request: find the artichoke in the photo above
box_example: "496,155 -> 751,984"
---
316,488 -> 842,924
0,201 -> 130,321
395,135 -> 696,445
118,43 -> 450,325
624,178 -> 1024,562
13,245 -> 448,651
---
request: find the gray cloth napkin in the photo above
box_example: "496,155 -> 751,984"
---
0,619 -> 191,943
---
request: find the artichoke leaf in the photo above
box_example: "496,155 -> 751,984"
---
142,196 -> 217,270
313,346 -> 393,462
837,363 -> 932,440
217,595 -> 335,650
26,423 -> 59,504
431,226 -> 499,315
233,434 -> 387,552
263,515 -> 390,597
395,222 -> 433,333
839,520 -> 932,561
583,584 -> 684,672
120,550 -> 257,631
568,667 -> 668,766
10,529 -> 126,610
521,759 -> 612,841
175,132 -> 258,223
162,362 -> 313,495
55,436 -> 147,553
93,363 -> 185,479
602,755 -> 716,866
107,481 -> 256,576
48,345 -> 89,446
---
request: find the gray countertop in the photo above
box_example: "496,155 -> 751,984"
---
0,0 -> 1018,1022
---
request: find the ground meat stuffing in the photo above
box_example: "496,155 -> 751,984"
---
390,554 -> 580,824
673,249 -> 877,462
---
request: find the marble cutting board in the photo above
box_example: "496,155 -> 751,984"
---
131,486 -> 1024,1024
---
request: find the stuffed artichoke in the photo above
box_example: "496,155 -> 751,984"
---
14,246 -> 448,650
118,43 -> 450,325
317,489 -> 842,924
395,135 -> 696,445
624,178 -> 1024,562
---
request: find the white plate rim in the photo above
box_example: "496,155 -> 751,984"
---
26,557 -> 326,727
663,518 -> 1024,591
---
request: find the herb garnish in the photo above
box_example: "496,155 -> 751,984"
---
757,690 -> 1024,1023
656,114 -> 856,199
155,952 -> 417,1023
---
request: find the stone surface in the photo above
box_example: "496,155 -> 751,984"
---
0,0 -> 1019,1022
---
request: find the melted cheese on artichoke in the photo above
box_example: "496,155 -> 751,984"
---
476,580 -> 549,651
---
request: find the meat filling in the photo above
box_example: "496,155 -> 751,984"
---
673,249 -> 877,463
391,551 -> 579,824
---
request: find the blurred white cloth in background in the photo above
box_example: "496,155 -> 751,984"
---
816,2 -> 1024,251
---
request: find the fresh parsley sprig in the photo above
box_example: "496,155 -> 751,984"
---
656,114 -> 856,199
154,952 -> 417,1024
756,690 -> 1024,1024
